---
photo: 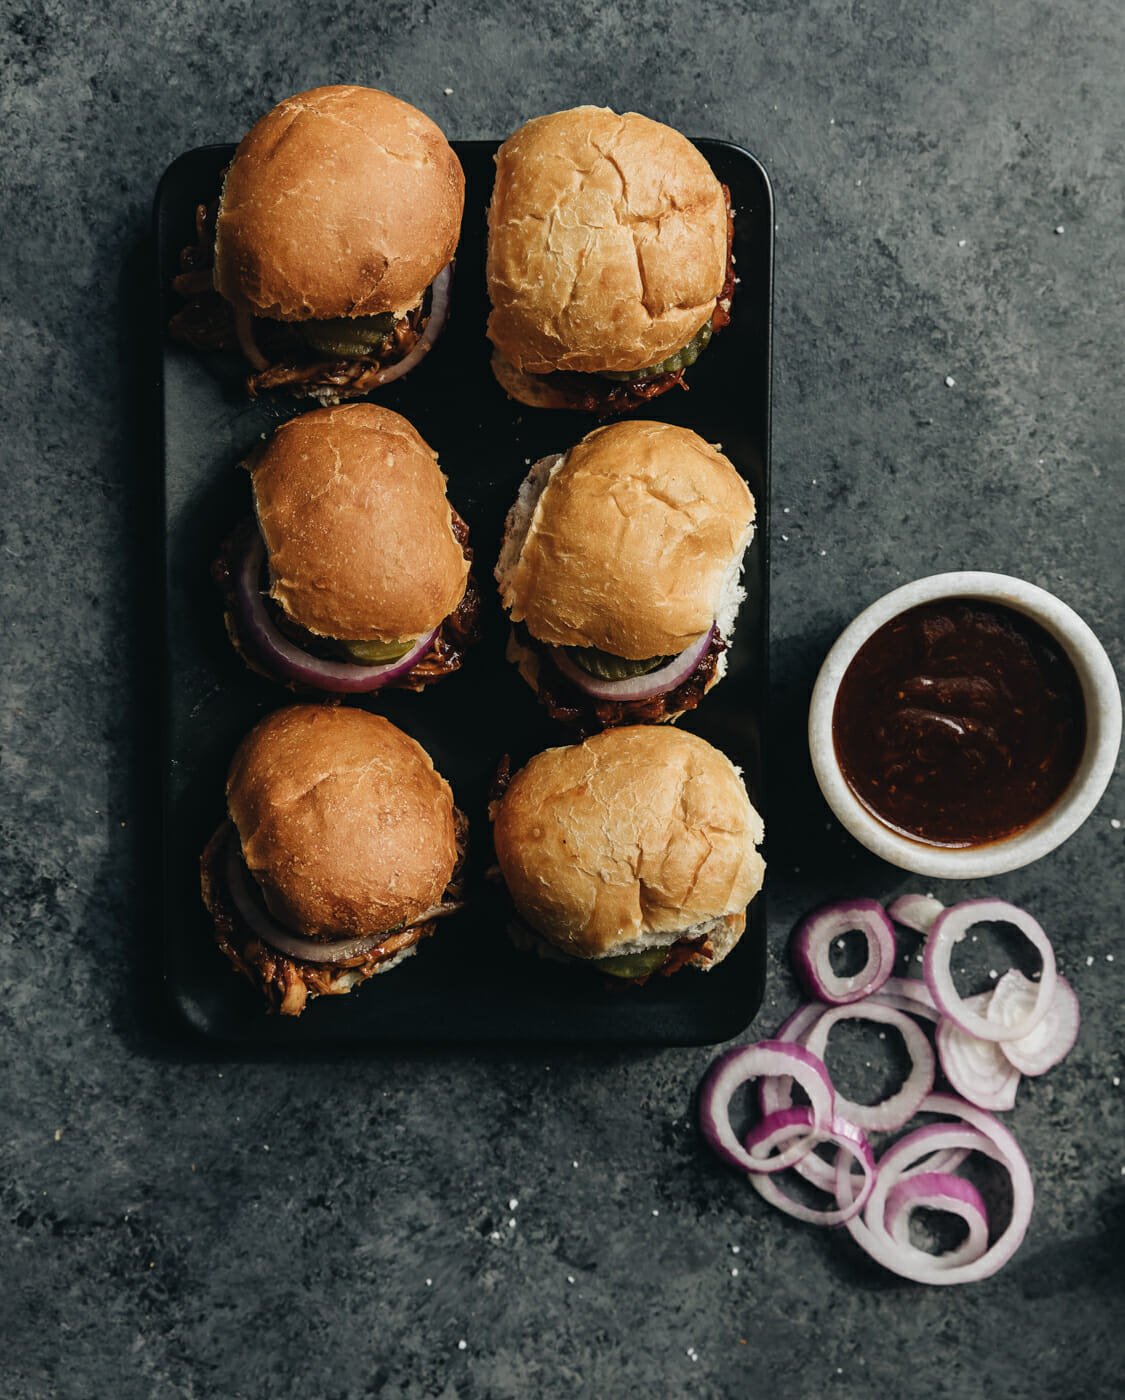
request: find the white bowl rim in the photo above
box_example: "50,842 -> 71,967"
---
808,571 -> 1122,878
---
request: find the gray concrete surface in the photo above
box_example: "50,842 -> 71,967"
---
1,2 -> 1123,1397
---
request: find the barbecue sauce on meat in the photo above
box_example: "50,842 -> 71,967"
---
832,600 -> 1085,847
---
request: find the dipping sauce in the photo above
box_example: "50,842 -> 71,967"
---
832,600 -> 1086,847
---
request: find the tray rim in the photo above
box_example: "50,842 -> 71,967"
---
153,136 -> 774,1050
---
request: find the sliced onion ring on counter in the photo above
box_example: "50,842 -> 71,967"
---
233,532 -> 437,693
989,971 -> 1081,1076
791,898 -> 897,1004
880,976 -> 938,1012
935,993 -> 1021,1110
840,1094 -> 1034,1285
757,1001 -> 826,1117
549,626 -> 716,702
759,995 -> 961,1188
746,1107 -> 876,1225
887,893 -> 946,936
369,263 -> 453,386
923,899 -> 1057,1042
884,1170 -> 990,1270
803,1002 -> 936,1132
698,1040 -> 835,1174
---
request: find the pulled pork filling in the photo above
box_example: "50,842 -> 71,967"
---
514,184 -> 736,415
201,809 -> 468,1016
168,199 -> 428,399
512,623 -> 725,732
214,510 -> 481,692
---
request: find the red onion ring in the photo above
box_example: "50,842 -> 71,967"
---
884,1170 -> 990,1269
746,1107 -> 876,1225
548,626 -> 716,702
990,971 -> 1080,1076
924,899 -> 1057,1043
841,1094 -> 1035,1285
880,976 -> 938,1013
935,992 -> 1021,1110
758,1001 -> 827,1118
802,1002 -> 936,1133
368,264 -> 453,386
698,1040 -> 835,1175
791,898 -> 896,1004
233,266 -> 451,383
233,305 -> 270,370
233,531 -> 437,692
226,840 -> 393,963
887,893 -> 945,935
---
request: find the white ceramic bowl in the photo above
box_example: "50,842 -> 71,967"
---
808,572 -> 1121,878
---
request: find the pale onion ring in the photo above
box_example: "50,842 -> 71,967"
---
698,1040 -> 835,1175
887,893 -> 946,935
841,1094 -> 1035,1285
884,1169 -> 990,1270
802,1001 -> 936,1133
923,899 -> 1057,1042
989,971 -> 1081,1076
746,1107 -> 876,1225
935,991 -> 1021,1110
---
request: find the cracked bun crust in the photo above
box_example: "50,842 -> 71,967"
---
214,86 -> 465,321
248,403 -> 469,642
486,106 -> 728,375
226,706 -> 458,938
492,726 -> 765,960
496,421 -> 755,659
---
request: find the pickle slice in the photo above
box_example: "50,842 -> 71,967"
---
299,313 -> 397,360
567,645 -> 675,680
596,947 -> 671,979
342,637 -> 416,664
600,321 -> 713,382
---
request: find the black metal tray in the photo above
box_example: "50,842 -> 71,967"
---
155,139 -> 772,1046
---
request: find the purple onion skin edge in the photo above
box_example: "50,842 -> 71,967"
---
791,898 -> 896,1005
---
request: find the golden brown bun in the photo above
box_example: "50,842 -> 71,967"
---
214,86 -> 464,320
250,403 -> 469,642
486,106 -> 727,375
489,352 -> 585,410
496,421 -> 755,658
227,706 -> 457,937
493,726 -> 765,959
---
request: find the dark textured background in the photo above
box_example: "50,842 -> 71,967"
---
2,2 -> 1123,1397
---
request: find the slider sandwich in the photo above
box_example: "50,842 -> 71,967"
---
201,705 -> 466,1016
492,726 -> 765,981
170,85 -> 465,400
495,420 -> 755,728
217,403 -> 480,693
486,106 -> 734,414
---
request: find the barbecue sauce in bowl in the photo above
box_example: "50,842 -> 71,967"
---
832,600 -> 1086,847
